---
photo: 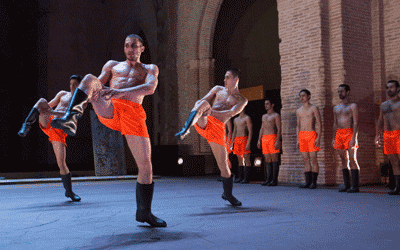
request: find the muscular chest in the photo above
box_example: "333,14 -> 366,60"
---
235,117 -> 247,128
335,105 -> 352,117
299,108 -> 314,120
263,115 -> 275,125
384,101 -> 400,118
59,93 -> 72,106
111,63 -> 147,88
214,90 -> 236,108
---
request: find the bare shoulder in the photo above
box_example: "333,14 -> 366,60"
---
57,90 -> 69,97
381,100 -> 391,112
333,104 -> 339,112
232,91 -> 248,105
211,85 -> 225,93
143,63 -> 159,74
103,60 -> 120,71
296,106 -> 303,114
312,105 -> 320,112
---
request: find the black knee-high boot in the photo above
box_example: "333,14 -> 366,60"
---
222,174 -> 242,206
299,171 -> 312,188
268,162 -> 280,186
136,182 -> 167,227
18,107 -> 40,137
234,166 -> 244,183
175,111 -> 198,140
261,163 -> 273,186
347,169 -> 360,193
309,172 -> 318,189
388,175 -> 400,195
241,167 -> 250,184
60,173 -> 81,202
339,169 -> 351,192
51,88 -> 88,136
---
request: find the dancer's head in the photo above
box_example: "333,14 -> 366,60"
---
224,68 -> 240,89
265,98 -> 275,111
299,89 -> 311,103
70,75 -> 83,92
124,34 -> 145,62
338,84 -> 350,100
387,80 -> 400,98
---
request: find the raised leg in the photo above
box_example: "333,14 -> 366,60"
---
18,98 -> 50,137
175,100 -> 211,140
51,74 -> 105,136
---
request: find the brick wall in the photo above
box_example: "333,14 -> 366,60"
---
278,0 -> 329,184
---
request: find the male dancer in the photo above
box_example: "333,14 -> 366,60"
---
175,68 -> 248,206
258,99 -> 281,186
18,75 -> 83,202
51,34 -> 166,227
333,84 -> 360,193
296,89 -> 322,189
376,80 -> 400,195
231,110 -> 253,184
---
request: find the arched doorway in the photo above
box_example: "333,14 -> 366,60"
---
213,0 -> 280,97
212,0 -> 280,165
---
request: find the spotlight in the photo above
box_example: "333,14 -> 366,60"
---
254,157 -> 262,167
177,157 -> 184,165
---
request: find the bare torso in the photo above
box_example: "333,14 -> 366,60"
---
334,103 -> 356,129
297,105 -> 318,131
233,115 -> 250,137
53,91 -> 72,118
261,113 -> 279,135
382,99 -> 400,131
211,87 -> 245,124
109,61 -> 150,104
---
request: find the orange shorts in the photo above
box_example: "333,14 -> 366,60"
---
334,128 -> 358,150
262,134 -> 280,155
40,116 -> 67,146
97,99 -> 149,138
298,131 -> 320,152
194,116 -> 226,146
233,136 -> 251,156
383,130 -> 400,154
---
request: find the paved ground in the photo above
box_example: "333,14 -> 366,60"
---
1,176 -> 399,250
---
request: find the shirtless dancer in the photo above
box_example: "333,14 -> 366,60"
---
296,89 -> 322,189
51,34 -> 166,227
333,84 -> 360,193
376,80 -> 400,195
175,68 -> 248,206
231,110 -> 253,184
18,75 -> 83,202
258,99 -> 281,186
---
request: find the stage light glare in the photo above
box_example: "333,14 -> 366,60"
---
254,157 -> 262,167
177,157 -> 184,165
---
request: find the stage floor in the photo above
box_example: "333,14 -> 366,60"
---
1,176 -> 399,250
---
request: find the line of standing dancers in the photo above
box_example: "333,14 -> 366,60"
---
18,34 -> 400,228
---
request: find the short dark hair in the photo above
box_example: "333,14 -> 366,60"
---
126,34 -> 144,45
339,84 -> 350,91
227,68 -> 240,78
70,75 -> 83,83
265,98 -> 275,105
299,89 -> 311,96
388,80 -> 400,88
